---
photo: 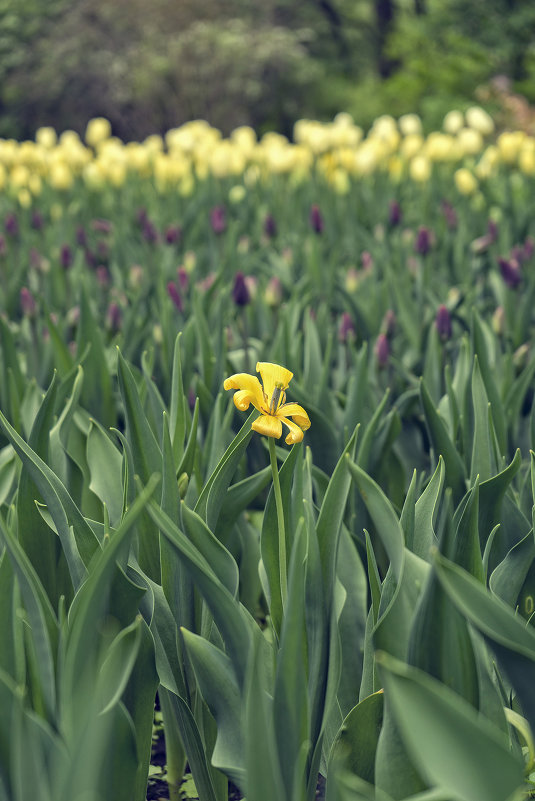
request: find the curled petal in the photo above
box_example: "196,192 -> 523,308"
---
256,362 -> 293,404
280,416 -> 305,444
278,402 -> 311,431
223,373 -> 263,409
232,389 -> 258,411
252,414 -> 282,440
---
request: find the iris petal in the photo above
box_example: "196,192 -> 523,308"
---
252,414 -> 283,439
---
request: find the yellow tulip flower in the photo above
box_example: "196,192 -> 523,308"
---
224,361 -> 310,444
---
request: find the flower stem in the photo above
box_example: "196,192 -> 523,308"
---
268,436 -> 287,608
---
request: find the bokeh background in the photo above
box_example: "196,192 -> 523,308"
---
1,0 -> 535,140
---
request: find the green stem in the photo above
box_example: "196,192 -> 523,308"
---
268,435 -> 287,608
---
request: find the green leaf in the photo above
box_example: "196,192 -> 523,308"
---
86,419 -> 123,526
469,357 -> 494,484
0,517 -> 58,721
419,378 -> 466,502
328,690 -> 384,784
97,617 -> 142,715
181,629 -> 245,789
377,651 -> 524,801
0,406 -> 98,586
434,551 -> 535,736
116,349 -> 161,482
316,425 -> 359,603
180,502 -> 239,598
147,499 -> 255,689
412,457 -> 444,560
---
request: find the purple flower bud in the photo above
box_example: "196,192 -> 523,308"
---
232,271 -> 250,307
498,256 -> 521,289
388,200 -> 402,227
177,266 -> 189,292
106,302 -> 122,332
436,304 -> 452,340
381,309 -> 396,338
5,213 -> 18,238
29,248 -> 42,270
20,287 -> 36,317
165,225 -> 182,245
76,226 -> 87,246
91,218 -> 112,234
84,248 -> 96,268
264,214 -> 277,238
361,251 -> 374,271
338,312 -> 356,343
441,200 -> 458,230
31,211 -> 44,230
415,226 -> 432,256
309,204 -> 324,234
136,207 -> 148,225
487,219 -> 498,243
60,244 -> 73,269
375,333 -> 390,368
142,220 -> 158,244
96,266 -> 109,287
167,281 -> 183,312
210,206 -> 226,235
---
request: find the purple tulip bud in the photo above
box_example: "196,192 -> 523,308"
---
31,211 -> 44,230
177,266 -> 189,292
338,312 -> 356,343
96,266 -> 110,287
436,304 -> 452,340
165,225 -> 182,245
388,200 -> 402,227
415,226 -> 432,256
232,271 -> 250,307
441,200 -> 458,230
487,219 -> 498,243
167,281 -> 183,312
381,309 -> 396,338
60,244 -> 73,269
136,207 -> 148,225
106,302 -> 122,332
76,226 -> 87,247
524,236 -> 535,261
498,256 -> 521,289
142,220 -> 158,244
264,214 -> 277,238
375,333 -> 390,368
5,213 -> 18,238
91,218 -> 112,234
20,287 -> 36,317
309,204 -> 324,234
361,251 -> 374,271
210,205 -> 226,235
84,248 -> 96,268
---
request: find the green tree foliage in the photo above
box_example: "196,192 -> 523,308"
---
0,0 -> 534,139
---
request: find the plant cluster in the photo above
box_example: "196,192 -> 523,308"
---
0,110 -> 535,801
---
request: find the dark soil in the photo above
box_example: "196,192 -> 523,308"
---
147,704 -> 326,800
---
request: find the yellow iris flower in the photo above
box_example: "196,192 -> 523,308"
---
224,361 -> 311,444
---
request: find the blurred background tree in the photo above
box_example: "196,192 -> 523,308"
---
0,0 -> 534,140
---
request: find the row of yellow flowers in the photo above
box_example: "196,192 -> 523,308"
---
0,107 -> 534,205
